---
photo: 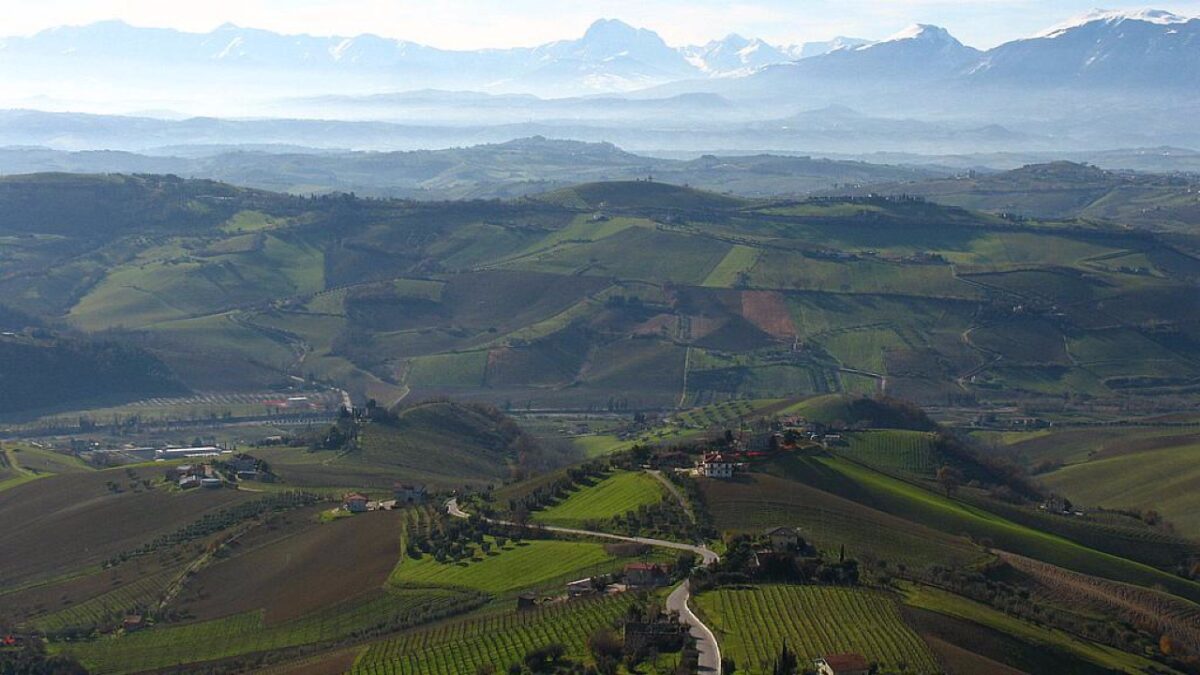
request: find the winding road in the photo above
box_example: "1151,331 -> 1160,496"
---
446,498 -> 722,673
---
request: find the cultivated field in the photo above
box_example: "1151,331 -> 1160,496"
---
531,471 -> 665,528
351,593 -> 639,674
695,585 -> 939,674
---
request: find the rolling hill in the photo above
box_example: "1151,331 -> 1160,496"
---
1,172 -> 1198,417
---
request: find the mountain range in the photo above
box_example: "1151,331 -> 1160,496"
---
0,10 -> 1198,155
1,9 -> 1196,104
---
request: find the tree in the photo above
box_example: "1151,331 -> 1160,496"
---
772,644 -> 797,675
936,465 -> 963,497
588,628 -> 623,674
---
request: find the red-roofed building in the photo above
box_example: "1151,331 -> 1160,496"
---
343,493 -> 369,513
698,452 -> 736,479
624,562 -> 670,588
815,653 -> 870,675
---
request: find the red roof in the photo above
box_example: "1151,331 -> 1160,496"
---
344,493 -> 368,502
624,562 -> 664,572
822,654 -> 869,671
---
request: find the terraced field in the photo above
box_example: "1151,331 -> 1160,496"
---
696,585 -> 939,674
904,585 -> 1164,674
34,568 -> 179,633
61,588 -> 484,674
352,593 -> 638,674
531,471 -> 665,528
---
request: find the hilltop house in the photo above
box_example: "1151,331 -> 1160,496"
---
624,562 -> 670,588
394,482 -> 428,505
697,452 -> 736,479
764,526 -> 803,552
343,493 -> 369,513
816,653 -> 870,675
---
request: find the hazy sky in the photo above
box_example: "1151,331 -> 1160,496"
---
6,1 -> 1200,49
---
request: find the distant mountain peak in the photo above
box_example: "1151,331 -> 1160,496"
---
582,18 -> 642,41
1037,8 -> 1195,38
877,24 -> 961,45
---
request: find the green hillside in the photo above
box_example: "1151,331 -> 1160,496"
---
1,174 -> 1197,413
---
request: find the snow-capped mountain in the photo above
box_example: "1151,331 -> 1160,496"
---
1,9 -> 1198,108
743,23 -> 980,88
786,37 -> 874,59
969,9 -> 1200,87
682,34 -> 791,76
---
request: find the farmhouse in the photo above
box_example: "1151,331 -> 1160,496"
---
566,578 -> 595,597
343,492 -> 369,513
815,653 -> 870,675
764,526 -> 803,551
624,562 -> 670,588
697,452 -> 736,479
122,615 -> 144,632
394,482 -> 428,505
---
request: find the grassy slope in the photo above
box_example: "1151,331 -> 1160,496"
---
1042,441 -> 1200,538
531,471 -> 665,528
785,456 -> 1200,603
388,539 -> 626,596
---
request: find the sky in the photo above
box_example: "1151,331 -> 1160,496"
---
4,0 -> 1200,49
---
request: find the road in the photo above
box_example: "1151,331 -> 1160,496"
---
446,498 -> 721,673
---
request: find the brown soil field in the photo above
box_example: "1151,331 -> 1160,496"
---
740,290 -> 796,339
0,469 -> 252,587
922,635 -> 1025,675
264,649 -> 360,675
997,550 -> 1200,654
900,605 -> 1107,675
175,510 -> 404,625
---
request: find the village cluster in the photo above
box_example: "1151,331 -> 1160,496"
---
648,415 -> 844,480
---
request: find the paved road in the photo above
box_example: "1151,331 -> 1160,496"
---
446,498 -> 721,673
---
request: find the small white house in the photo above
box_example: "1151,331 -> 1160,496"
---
698,453 -> 735,479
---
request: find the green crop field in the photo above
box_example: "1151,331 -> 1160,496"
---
1042,440 -> 1200,538
835,431 -> 941,476
388,538 -> 628,596
404,351 -> 489,389
352,592 -> 639,674
819,327 -> 907,373
703,244 -> 762,287
60,588 -> 483,674
221,210 -> 285,233
696,585 -> 939,674
531,471 -> 665,528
